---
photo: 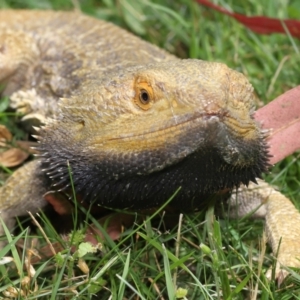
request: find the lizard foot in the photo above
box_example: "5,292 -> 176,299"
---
264,188 -> 300,283
266,245 -> 300,285
10,89 -> 43,115
227,179 -> 300,282
10,89 -> 47,128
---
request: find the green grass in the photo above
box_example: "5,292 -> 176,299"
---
0,0 -> 300,299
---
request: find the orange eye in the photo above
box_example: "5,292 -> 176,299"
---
134,81 -> 154,110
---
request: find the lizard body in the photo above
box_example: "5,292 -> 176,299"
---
0,10 -> 299,279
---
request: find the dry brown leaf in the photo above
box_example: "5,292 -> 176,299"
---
85,212 -> 136,244
0,148 -> 30,167
0,125 -> 37,167
43,192 -> 74,215
0,124 -> 12,144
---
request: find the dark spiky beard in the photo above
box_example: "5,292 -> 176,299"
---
38,135 -> 271,211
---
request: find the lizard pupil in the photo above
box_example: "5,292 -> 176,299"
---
140,89 -> 150,104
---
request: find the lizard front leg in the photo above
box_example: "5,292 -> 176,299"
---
228,178 -> 300,281
0,161 -> 48,247
0,30 -> 59,130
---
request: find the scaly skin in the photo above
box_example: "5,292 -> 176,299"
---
0,10 -> 299,279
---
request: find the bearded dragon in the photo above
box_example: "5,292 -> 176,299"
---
0,10 -> 299,280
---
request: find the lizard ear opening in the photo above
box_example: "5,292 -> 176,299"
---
134,81 -> 154,110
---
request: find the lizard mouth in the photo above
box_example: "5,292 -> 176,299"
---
105,112 -> 219,140
92,110 -> 259,164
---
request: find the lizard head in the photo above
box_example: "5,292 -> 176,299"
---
38,59 -> 270,209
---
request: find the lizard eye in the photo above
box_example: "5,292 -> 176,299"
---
134,81 -> 154,110
139,89 -> 150,104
